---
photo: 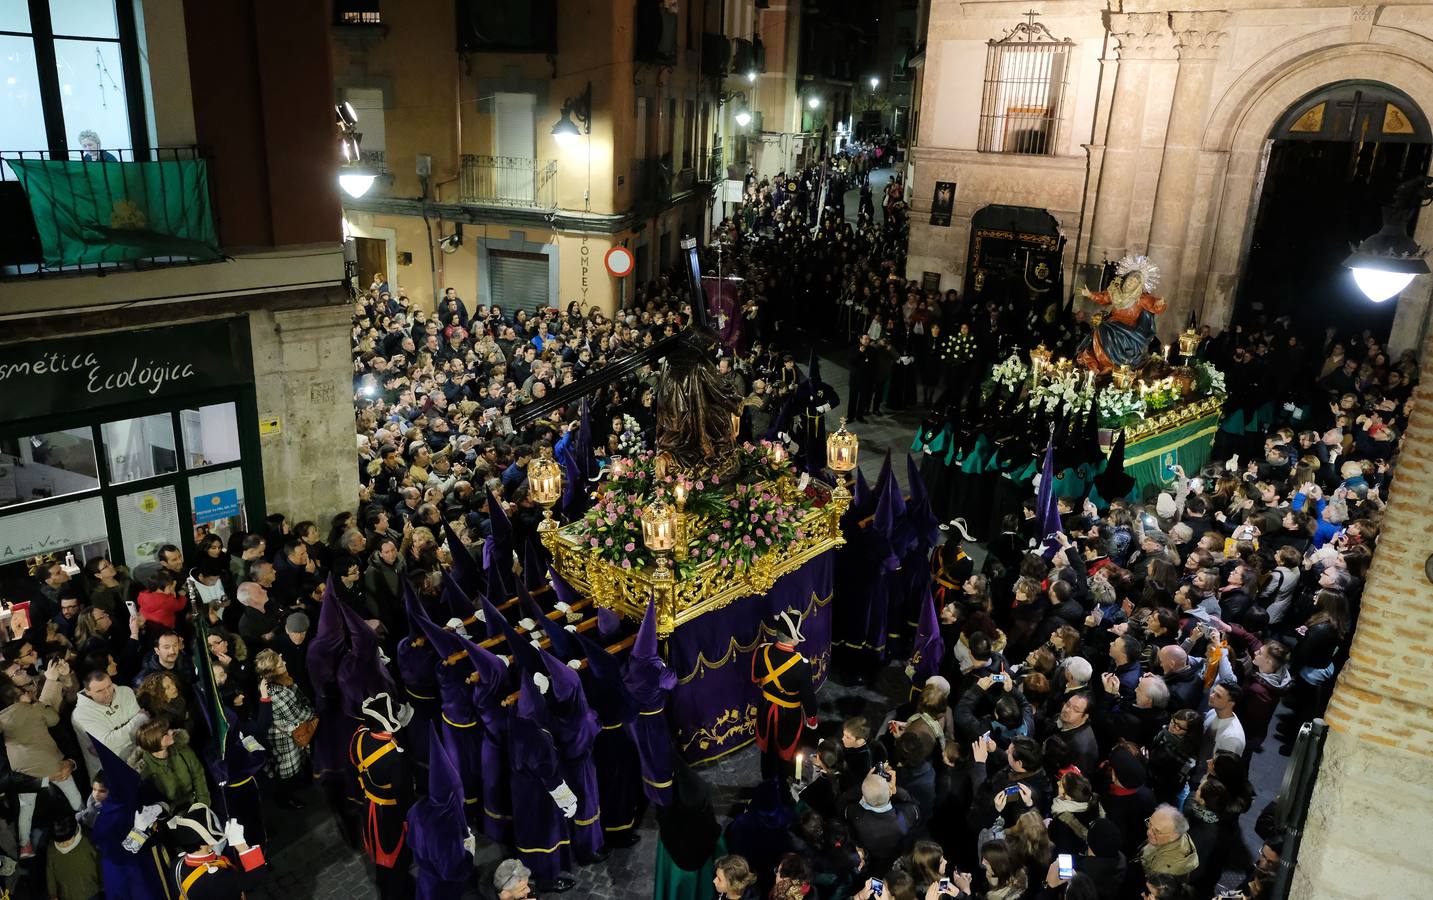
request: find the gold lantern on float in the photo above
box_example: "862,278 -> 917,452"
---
528,447 -> 564,533
1029,344 -> 1052,379
769,442 -> 788,465
826,418 -> 860,502
641,499 -> 677,580
672,481 -> 691,562
1178,323 -> 1200,363
1111,364 -> 1136,390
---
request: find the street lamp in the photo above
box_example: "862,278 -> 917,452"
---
808,96 -> 821,109
734,107 -> 752,128
551,82 -> 593,147
336,104 -> 377,199
1344,176 -> 1432,302
747,70 -> 757,83
869,76 -> 880,91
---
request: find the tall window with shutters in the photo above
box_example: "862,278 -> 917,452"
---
977,13 -> 1073,156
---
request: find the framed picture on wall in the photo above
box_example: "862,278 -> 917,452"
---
930,181 -> 956,227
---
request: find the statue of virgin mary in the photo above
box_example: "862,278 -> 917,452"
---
1075,255 -> 1167,374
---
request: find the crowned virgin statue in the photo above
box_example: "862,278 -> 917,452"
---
1075,255 -> 1167,373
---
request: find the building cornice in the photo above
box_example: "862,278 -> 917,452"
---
341,190 -> 712,236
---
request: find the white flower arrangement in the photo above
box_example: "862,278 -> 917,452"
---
1194,360 -> 1227,396
1029,368 -> 1094,418
615,414 -> 645,456
1097,385 -> 1147,422
991,353 -> 1029,392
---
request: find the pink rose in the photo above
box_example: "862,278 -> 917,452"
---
590,538 -> 599,547
624,542 -> 636,552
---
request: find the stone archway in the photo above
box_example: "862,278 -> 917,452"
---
1195,30 -> 1433,351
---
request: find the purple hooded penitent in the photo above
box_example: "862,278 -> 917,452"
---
406,723 -> 474,900
622,599 -> 677,806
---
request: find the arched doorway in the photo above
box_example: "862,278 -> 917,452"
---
1235,81 -> 1431,341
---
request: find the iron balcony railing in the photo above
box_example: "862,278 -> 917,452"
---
0,146 -> 219,279
459,155 -> 557,209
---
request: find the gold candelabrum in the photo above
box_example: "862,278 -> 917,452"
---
541,440 -> 856,637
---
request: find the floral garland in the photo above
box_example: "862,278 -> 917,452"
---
576,441 -> 814,573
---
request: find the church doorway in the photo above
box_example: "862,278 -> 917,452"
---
1236,81 -> 1430,343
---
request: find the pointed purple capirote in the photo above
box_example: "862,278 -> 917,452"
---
406,723 -> 473,900
443,520 -> 482,597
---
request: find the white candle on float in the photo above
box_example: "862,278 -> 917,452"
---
794,752 -> 804,782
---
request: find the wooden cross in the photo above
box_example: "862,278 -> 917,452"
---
1333,90 -> 1380,140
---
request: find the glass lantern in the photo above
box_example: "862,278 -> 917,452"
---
527,448 -> 564,531
642,499 -> 677,579
1178,324 -> 1200,362
1111,365 -> 1136,390
827,418 -> 859,475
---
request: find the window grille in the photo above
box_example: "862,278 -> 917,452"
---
334,1 -> 381,25
978,13 -> 1072,155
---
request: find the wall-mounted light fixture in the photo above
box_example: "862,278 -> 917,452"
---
551,82 -> 593,146
336,102 -> 378,199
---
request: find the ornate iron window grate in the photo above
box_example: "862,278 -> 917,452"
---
978,12 -> 1073,155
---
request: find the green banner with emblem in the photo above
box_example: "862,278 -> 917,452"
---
7,158 -> 221,267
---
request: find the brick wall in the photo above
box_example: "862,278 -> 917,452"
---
1294,323 -> 1433,898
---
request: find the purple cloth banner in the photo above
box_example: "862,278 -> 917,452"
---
666,552 -> 834,764
702,277 -> 745,353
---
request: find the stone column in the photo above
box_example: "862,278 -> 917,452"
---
1145,12 -> 1228,339
250,299 -> 359,525
1087,12 -> 1168,268
1293,322 -> 1433,898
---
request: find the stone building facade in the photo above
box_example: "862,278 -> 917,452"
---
906,2 -> 1433,354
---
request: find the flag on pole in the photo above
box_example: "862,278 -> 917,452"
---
1034,432 -> 1064,560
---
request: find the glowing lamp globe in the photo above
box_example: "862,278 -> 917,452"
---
1351,268 -> 1416,303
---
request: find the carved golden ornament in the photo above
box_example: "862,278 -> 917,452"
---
542,479 -> 850,637
1122,394 -> 1225,442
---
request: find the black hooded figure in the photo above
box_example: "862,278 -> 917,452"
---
793,350 -> 841,475
1094,430 -> 1136,507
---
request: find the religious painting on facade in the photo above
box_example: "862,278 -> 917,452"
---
930,181 -> 956,226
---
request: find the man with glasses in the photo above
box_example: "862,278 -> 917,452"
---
1137,805 -> 1198,883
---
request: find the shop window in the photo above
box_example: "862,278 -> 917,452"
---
114,482 -> 181,565
0,494 -> 106,565
180,402 -> 241,469
0,427 -> 100,508
101,413 -> 177,483
189,467 -> 245,546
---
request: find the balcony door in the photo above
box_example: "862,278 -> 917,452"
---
494,92 -> 535,205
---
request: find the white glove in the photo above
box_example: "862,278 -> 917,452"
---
554,601 -> 571,613
549,781 -> 578,818
462,828 -> 477,858
123,804 -> 164,853
498,655 -> 511,667
532,672 -> 550,695
563,624 -> 577,633
567,659 -> 583,671
816,404 -> 831,414
223,818 -> 247,849
473,608 -> 487,623
518,617 -> 537,632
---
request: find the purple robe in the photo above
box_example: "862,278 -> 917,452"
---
623,600 -> 677,806
407,724 -> 474,900
535,645 -> 604,860
509,677 -> 574,885
415,613 -> 485,817
454,624 -> 515,845
575,630 -> 648,836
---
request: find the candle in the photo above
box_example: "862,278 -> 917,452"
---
1163,343 -> 1171,360
794,752 -> 804,782
674,482 -> 688,507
